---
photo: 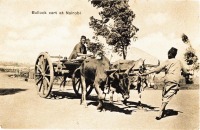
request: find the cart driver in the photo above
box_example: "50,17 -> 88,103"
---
68,35 -> 92,60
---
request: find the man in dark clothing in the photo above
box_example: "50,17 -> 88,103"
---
69,36 -> 90,60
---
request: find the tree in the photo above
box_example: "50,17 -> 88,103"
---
181,34 -> 199,71
89,0 -> 139,59
86,38 -> 104,55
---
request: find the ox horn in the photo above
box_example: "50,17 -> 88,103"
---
158,60 -> 160,66
125,64 -> 135,75
144,60 -> 160,68
109,70 -> 118,79
143,59 -> 146,64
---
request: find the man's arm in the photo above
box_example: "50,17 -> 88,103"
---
77,53 -> 93,57
76,43 -> 91,56
141,61 -> 166,76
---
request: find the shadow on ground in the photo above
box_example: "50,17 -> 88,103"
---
0,88 -> 27,95
48,90 -> 97,101
87,100 -> 133,114
162,109 -> 182,119
48,90 -> 159,115
125,100 -> 159,111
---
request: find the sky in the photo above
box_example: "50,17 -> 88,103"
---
0,0 -> 199,65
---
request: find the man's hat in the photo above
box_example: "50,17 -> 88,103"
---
168,47 -> 178,55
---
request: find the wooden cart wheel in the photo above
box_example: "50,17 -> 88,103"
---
34,52 -> 54,98
72,68 -> 93,98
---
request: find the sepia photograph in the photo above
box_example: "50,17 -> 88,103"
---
0,0 -> 199,129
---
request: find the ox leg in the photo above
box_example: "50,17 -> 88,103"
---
94,83 -> 105,110
123,83 -> 131,106
137,83 -> 143,109
80,75 -> 87,107
62,76 -> 67,91
117,93 -> 121,103
109,90 -> 114,103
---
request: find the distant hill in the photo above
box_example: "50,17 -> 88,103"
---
109,47 -> 161,64
126,47 -> 160,64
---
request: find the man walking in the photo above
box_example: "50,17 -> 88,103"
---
140,47 -> 188,120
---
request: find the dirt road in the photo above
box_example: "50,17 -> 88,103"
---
0,72 -> 199,129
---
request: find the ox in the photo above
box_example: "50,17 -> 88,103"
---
111,59 -> 160,106
79,51 -> 130,110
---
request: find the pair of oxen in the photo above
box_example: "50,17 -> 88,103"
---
79,52 -> 160,110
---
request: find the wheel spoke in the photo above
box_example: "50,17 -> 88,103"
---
43,77 -> 50,94
36,65 -> 43,73
38,79 -> 43,92
44,77 -> 50,86
45,65 -> 50,73
36,76 -> 43,85
75,79 -> 80,86
77,82 -> 81,92
43,58 -> 48,72
42,78 -> 47,95
39,56 -> 45,71
44,74 -> 51,77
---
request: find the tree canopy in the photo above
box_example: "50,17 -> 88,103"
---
86,38 -> 104,55
89,0 -> 139,59
182,34 -> 199,71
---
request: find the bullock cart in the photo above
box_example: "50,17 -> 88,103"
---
34,52 -> 93,98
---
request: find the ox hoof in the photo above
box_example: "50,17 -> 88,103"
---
97,104 -> 104,111
97,105 -> 102,109
81,102 -> 88,108
82,104 -> 88,108
97,106 -> 102,110
81,103 -> 88,108
97,106 -> 105,112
